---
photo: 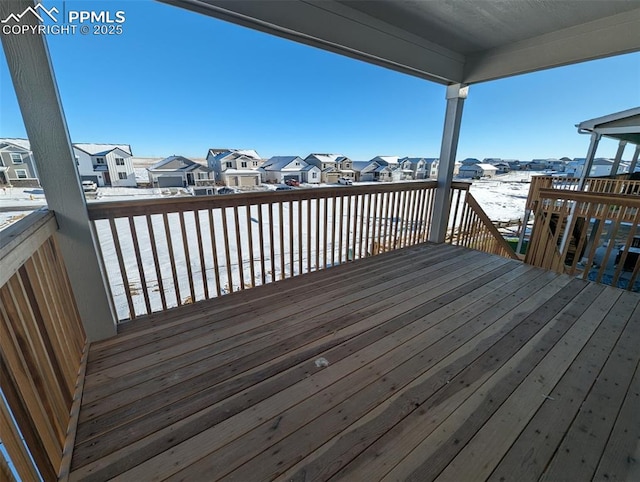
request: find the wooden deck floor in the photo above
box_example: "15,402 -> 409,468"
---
69,243 -> 640,481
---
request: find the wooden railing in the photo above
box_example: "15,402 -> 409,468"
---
447,182 -> 519,260
525,189 -> 640,291
0,210 -> 87,481
87,182 -> 439,321
526,175 -> 640,210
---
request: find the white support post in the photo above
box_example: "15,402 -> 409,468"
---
577,132 -> 601,190
561,131 -> 601,254
629,145 -> 640,175
429,83 -> 468,243
610,140 -> 627,178
1,0 -> 117,341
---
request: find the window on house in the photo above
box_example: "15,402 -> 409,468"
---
15,169 -> 28,179
115,158 -> 125,166
241,162 -> 247,168
295,162 -> 300,166
10,153 -> 23,164
312,172 -> 318,179
96,157 -> 105,164
118,172 -> 127,180
225,162 -> 232,168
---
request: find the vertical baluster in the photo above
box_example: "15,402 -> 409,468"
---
146,214 -> 167,311
289,200 -> 294,277
363,193 -> 372,256
400,189 -> 411,248
298,200 -> 303,275
323,197 -> 329,269
331,195 -> 337,267
109,218 -> 136,318
128,216 -> 151,315
193,209 -> 209,298
351,194 -> 358,260
345,195 -> 352,262
162,213 -> 181,306
179,211 -> 196,302
245,204 -> 256,289
233,206 -> 245,289
307,199 -> 312,273
383,191 -> 391,251
358,194 -> 366,258
338,195 -> 344,264
370,192 -> 378,255
269,203 -> 276,282
220,207 -> 234,293
316,198 -> 321,270
208,209 -> 222,297
279,201 -> 285,280
258,204 -> 266,286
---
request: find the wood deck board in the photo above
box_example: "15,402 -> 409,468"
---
69,244 -> 640,481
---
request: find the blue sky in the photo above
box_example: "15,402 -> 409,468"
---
1,0 -> 639,161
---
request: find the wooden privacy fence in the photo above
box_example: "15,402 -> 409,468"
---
447,182 -> 519,260
525,189 -> 640,291
0,210 -> 87,481
87,182 -> 439,321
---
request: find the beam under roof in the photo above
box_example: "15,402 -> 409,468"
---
158,0 -> 640,85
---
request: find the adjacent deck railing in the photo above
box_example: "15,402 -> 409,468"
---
0,210 -> 87,481
525,189 -> 640,291
526,175 -> 640,210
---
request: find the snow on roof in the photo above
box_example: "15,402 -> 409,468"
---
74,143 -> 132,155
476,163 -> 498,170
352,161 -> 371,171
262,156 -> 304,170
150,155 -> 212,172
0,138 -> 32,150
223,169 -> 261,175
374,156 -> 399,165
307,153 -> 342,164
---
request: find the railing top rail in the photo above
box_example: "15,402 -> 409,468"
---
0,209 -> 57,286
537,188 -> 640,207
87,181 -> 438,220
451,181 -> 472,190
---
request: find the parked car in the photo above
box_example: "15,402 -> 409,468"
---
276,185 -> 294,191
217,187 -> 238,195
82,180 -> 97,191
337,177 -> 353,185
285,179 -> 300,187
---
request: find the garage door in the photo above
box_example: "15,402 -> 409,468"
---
158,176 -> 184,187
239,176 -> 258,187
283,175 -> 300,182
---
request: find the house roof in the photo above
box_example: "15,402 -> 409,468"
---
262,156 -> 304,170
150,155 -> 213,172
352,161 -> 370,171
74,143 -> 133,156
301,164 -> 320,171
577,107 -> 640,145
306,153 -> 342,164
0,138 -> 32,150
158,0 -> 640,85
207,148 -> 262,161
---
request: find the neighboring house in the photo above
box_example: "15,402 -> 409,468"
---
304,154 -> 355,183
399,157 -> 424,179
396,158 -> 417,180
206,148 -> 263,187
460,158 -> 481,166
0,138 -> 40,186
566,157 -> 620,178
353,159 -> 393,182
301,164 -> 321,184
458,163 -> 498,178
147,156 -> 214,187
492,162 -> 511,174
528,159 -> 551,170
74,143 -> 136,187
506,159 -> 522,170
260,156 -> 306,183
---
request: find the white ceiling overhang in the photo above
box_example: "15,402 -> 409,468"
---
157,0 -> 640,85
